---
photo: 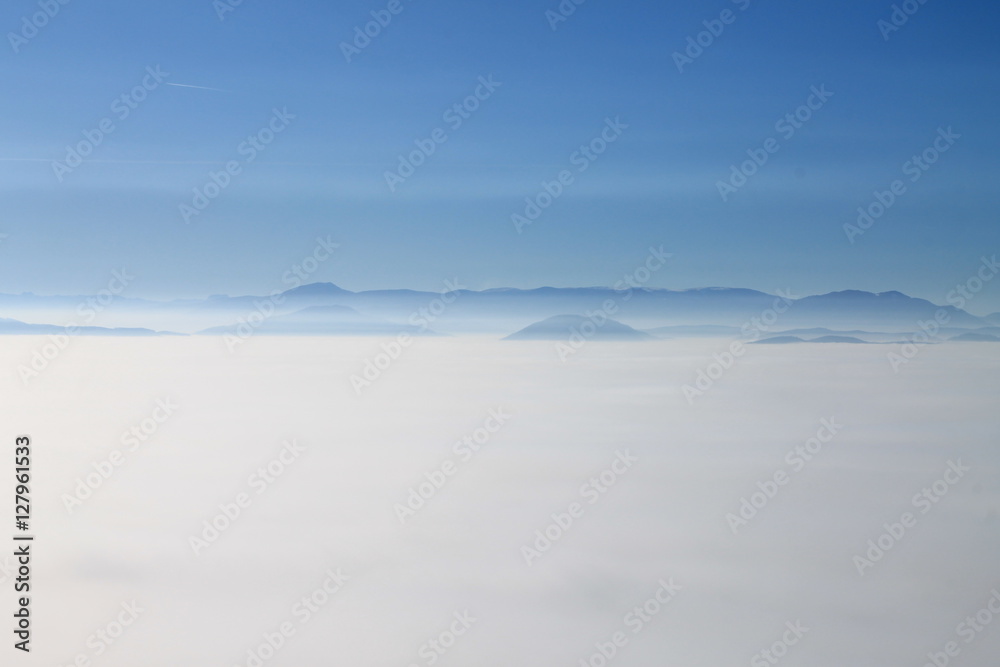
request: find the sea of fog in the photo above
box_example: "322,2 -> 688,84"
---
2,336 -> 999,666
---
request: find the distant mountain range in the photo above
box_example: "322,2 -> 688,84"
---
0,283 -> 997,341
504,315 -> 651,341
0,317 -> 170,336
950,332 -> 1000,342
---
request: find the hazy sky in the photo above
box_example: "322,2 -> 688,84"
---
3,0 -> 999,310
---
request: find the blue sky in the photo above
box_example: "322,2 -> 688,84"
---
2,0 -> 999,312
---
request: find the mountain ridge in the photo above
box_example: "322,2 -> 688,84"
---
0,284 -> 992,335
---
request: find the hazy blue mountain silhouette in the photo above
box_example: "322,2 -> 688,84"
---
0,317 -> 173,336
272,285 -> 989,331
756,334 -> 872,344
504,315 -> 652,341
950,332 -> 1000,342
809,335 -> 869,344
0,283 -> 993,335
780,290 -> 982,329
753,336 -> 806,344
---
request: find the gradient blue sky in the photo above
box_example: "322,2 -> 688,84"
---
3,0 -> 999,311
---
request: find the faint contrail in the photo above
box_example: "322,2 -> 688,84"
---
165,83 -> 229,92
